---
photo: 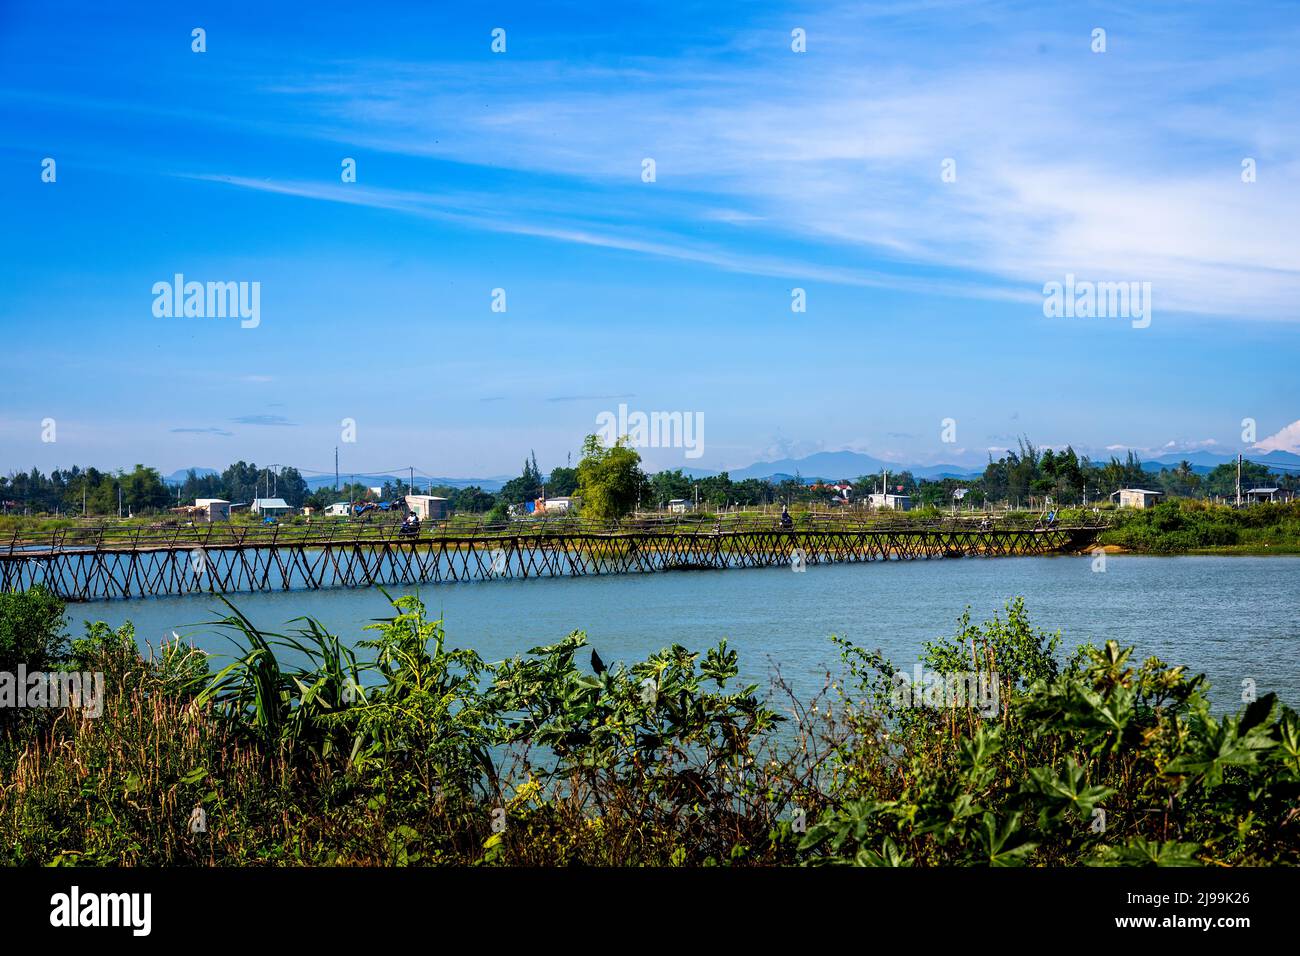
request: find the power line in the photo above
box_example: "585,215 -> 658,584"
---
1244,458 -> 1300,473
293,466 -> 414,477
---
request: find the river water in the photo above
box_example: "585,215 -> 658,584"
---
66,554 -> 1300,709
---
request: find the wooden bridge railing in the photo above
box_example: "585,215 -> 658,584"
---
4,509 -> 1111,557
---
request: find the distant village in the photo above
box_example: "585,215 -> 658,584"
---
164,474 -> 1294,527
174,491 -> 580,524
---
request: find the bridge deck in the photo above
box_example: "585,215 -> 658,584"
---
0,516 -> 1104,602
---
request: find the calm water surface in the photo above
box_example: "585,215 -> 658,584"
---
67,555 -> 1300,708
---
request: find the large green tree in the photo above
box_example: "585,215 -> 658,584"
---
575,435 -> 650,521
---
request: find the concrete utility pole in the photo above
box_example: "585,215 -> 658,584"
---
335,447 -> 339,492
1236,454 -> 1243,507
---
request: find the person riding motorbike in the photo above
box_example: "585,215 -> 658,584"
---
779,505 -> 793,531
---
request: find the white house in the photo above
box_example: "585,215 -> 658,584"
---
868,493 -> 911,511
1114,488 -> 1163,509
325,502 -> 351,517
541,496 -> 576,513
251,497 -> 292,516
404,494 -> 450,520
193,498 -> 231,522
1245,487 -> 1290,504
667,499 -> 690,514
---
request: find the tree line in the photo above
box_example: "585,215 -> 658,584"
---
0,462 -> 313,517
2,438 -> 1294,517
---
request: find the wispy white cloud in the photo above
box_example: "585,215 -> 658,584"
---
1162,439 -> 1220,451
183,173 -> 1036,304
36,3 -> 1297,322
171,426 -> 234,437
231,414 -> 298,427
237,11 -> 1300,320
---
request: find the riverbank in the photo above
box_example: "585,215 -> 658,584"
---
2,587 -> 1297,866
1087,541 -> 1300,556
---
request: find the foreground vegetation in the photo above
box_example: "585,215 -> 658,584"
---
0,587 -> 1296,866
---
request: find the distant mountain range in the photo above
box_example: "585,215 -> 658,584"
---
163,447 -> 1300,493
1138,450 -> 1300,476
699,450 -> 979,483
713,449 -> 1300,483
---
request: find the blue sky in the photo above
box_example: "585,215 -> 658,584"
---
2,0 -> 1299,480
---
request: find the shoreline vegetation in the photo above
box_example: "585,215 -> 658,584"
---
0,587 -> 1296,867
1096,500 -> 1300,555
5,441 -> 1296,519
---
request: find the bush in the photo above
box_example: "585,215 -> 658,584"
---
0,585 -> 67,674
0,586 -> 70,749
1097,500 -> 1300,552
802,623 -> 1299,867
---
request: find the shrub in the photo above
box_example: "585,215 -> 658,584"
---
1100,500 -> 1300,552
0,585 -> 67,674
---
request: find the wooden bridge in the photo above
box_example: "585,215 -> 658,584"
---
0,513 -> 1105,602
